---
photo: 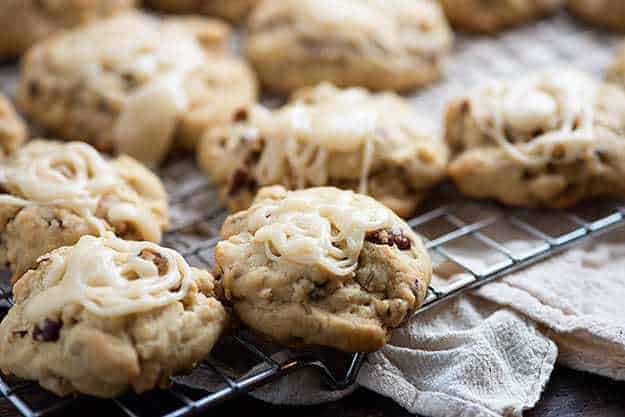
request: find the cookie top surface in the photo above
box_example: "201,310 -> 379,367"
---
30,12 -> 225,82
269,83 -> 437,153
440,0 -> 563,33
222,186 -> 406,275
216,186 -> 432,351
0,140 -> 168,242
249,0 -> 451,56
0,94 -> 27,158
0,234 -> 227,397
245,0 -> 452,91
146,0 -> 259,21
607,43 -> 625,86
19,12 -> 256,164
568,0 -> 625,31
449,69 -> 608,165
0,0 -> 137,57
19,234 -> 197,320
445,69 -> 625,207
199,83 -> 447,214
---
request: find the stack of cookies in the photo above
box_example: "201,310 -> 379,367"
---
0,0 -> 624,401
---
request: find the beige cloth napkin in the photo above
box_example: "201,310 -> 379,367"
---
178,226 -> 625,416
354,226 -> 625,416
477,227 -> 625,381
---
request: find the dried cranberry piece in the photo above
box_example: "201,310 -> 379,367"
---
233,108 -> 249,122
33,319 -> 62,342
228,169 -> 257,196
391,232 -> 412,250
366,230 -> 391,246
366,229 -> 412,250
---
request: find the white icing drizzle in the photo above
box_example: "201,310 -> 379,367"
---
48,13 -> 210,165
247,187 -> 395,276
23,234 -> 193,321
0,141 -> 117,210
468,70 -> 600,166
112,17 -> 207,166
0,141 -> 165,242
359,137 -> 374,194
249,85 -> 431,194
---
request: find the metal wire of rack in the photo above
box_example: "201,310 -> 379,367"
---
2,163 -> 624,417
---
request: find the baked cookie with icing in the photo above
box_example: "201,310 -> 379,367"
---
440,0 -> 563,33
198,83 -> 448,216
0,0 -> 136,58
145,0 -> 259,22
18,12 -> 257,165
568,0 -> 625,31
215,186 -> 431,352
0,234 -> 227,397
445,69 -> 625,208
0,140 -> 168,279
0,94 -> 27,158
245,0 -> 452,93
607,43 -> 625,86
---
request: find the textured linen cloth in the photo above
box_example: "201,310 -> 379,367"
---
178,226 -> 625,416
477,227 -> 625,381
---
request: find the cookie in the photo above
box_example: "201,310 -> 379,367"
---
145,0 -> 259,22
0,0 -> 136,58
607,43 -> 625,86
445,69 -> 625,208
568,0 -> 625,31
18,12 -> 257,165
440,0 -> 563,33
0,140 -> 169,279
245,0 -> 452,93
0,234 -> 227,397
215,186 -> 432,352
0,94 -> 27,158
198,83 -> 448,217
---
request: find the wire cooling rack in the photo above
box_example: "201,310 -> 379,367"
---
1,157 -> 624,417
1,10 -> 623,417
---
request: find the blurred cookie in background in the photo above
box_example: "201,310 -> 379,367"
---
445,69 -> 625,208
245,0 -> 453,93
607,43 -> 625,86
0,93 -> 27,158
18,12 -> 257,166
568,0 -> 625,31
198,83 -> 448,217
145,0 -> 259,22
0,0 -> 136,58
439,0 -> 563,33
